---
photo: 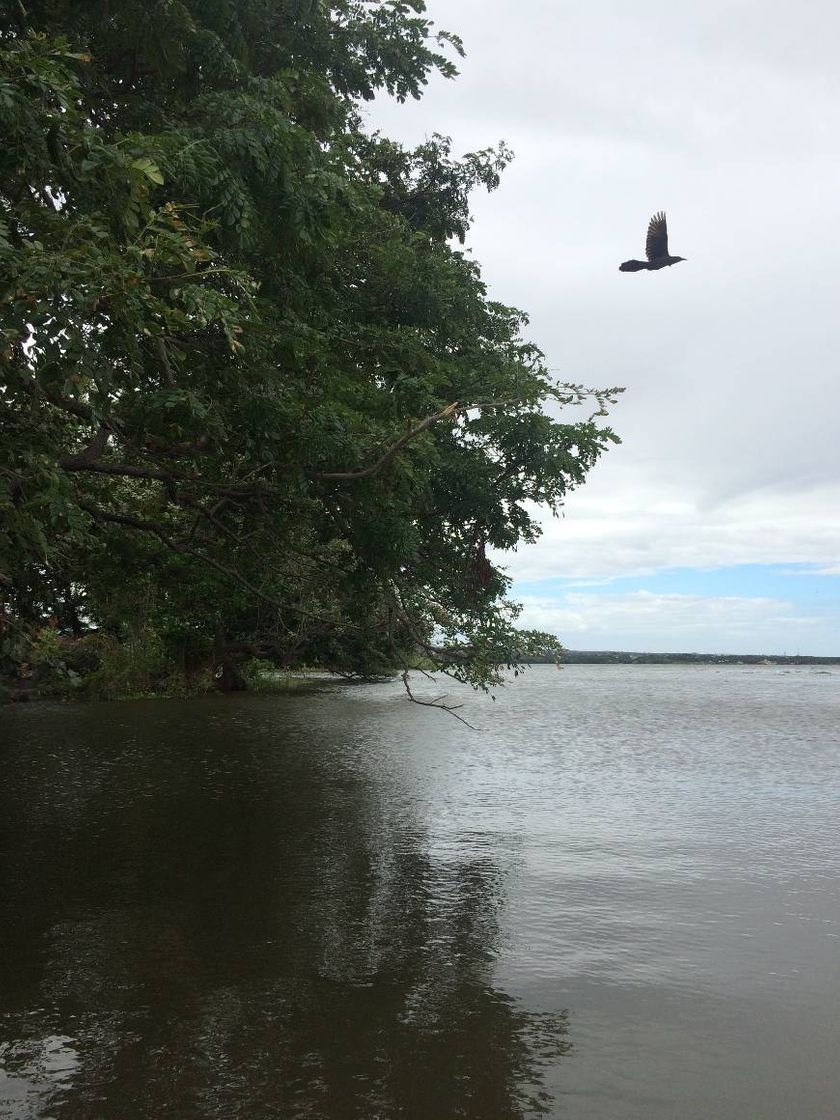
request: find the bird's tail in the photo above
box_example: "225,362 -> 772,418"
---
619,259 -> 648,272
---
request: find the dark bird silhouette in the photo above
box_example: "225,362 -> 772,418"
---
619,212 -> 686,272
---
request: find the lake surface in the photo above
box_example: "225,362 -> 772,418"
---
1,665 -> 839,1119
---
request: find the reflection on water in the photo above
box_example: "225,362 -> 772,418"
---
2,665 -> 840,1119
1,1036 -> 79,1118
0,693 -> 568,1120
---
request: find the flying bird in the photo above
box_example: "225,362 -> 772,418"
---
619,212 -> 686,272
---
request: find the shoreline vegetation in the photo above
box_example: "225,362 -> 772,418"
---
3,633 -> 837,705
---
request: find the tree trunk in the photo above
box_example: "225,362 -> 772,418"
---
214,626 -> 247,692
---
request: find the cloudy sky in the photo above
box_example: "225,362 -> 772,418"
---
368,0 -> 840,654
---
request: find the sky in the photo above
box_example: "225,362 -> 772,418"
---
366,0 -> 840,655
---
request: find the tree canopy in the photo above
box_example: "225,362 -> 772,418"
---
1,0 -> 620,700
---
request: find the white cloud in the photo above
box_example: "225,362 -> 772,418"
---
517,590 -> 835,655
368,0 -> 840,642
494,472 -> 840,583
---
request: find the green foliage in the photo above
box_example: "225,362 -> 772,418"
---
80,626 -> 170,699
1,1 -> 621,703
28,625 -> 78,694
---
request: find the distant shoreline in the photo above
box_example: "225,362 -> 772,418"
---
543,651 -> 840,666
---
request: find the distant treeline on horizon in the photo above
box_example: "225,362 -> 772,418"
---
535,651 -> 840,666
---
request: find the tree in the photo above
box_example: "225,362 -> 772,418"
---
0,1 -> 620,700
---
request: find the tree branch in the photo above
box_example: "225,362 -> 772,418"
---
60,458 -> 179,482
76,500 -> 347,630
401,669 -> 477,729
60,425 -> 111,468
313,401 -> 460,481
41,388 -> 97,423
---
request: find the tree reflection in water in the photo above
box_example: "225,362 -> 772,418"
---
0,698 -> 570,1119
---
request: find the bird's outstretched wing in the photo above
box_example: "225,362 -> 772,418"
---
645,212 -> 669,261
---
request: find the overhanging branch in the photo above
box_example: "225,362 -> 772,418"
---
400,669 -> 477,729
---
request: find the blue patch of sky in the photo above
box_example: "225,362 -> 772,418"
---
513,563 -> 840,604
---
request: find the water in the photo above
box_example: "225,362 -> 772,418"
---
1,665 -> 838,1119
